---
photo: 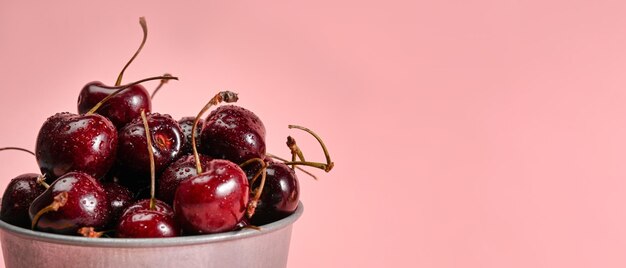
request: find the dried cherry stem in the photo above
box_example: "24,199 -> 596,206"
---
151,73 -> 172,99
191,91 -> 239,173
266,153 -> 318,180
140,110 -> 157,210
283,125 -> 334,172
36,174 -> 50,189
86,75 -> 178,115
115,17 -> 148,86
286,136 -> 305,169
77,227 -> 105,238
247,166 -> 267,218
0,147 -> 35,156
31,192 -> 68,230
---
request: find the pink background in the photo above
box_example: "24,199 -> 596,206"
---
2,0 -> 626,267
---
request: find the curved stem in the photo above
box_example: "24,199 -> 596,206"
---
86,75 -> 178,115
0,147 -> 35,156
247,165 -> 267,218
191,91 -> 239,174
266,153 -> 317,180
31,192 -> 68,230
140,110 -> 157,210
150,73 -> 172,100
115,17 -> 148,86
287,125 -> 334,172
241,158 -> 267,186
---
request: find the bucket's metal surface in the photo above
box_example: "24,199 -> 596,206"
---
0,202 -> 303,268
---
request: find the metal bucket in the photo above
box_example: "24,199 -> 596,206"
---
0,202 -> 303,268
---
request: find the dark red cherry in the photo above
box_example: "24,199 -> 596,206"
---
174,159 -> 249,234
117,113 -> 185,175
122,198 -> 174,218
77,82 -> 151,129
200,105 -> 266,164
29,172 -> 110,235
157,154 -> 212,204
116,207 -> 179,238
178,117 -> 203,154
0,173 -> 47,228
102,182 -> 133,225
35,112 -> 118,180
247,161 -> 300,225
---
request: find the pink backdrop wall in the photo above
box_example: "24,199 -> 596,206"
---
2,1 -> 626,267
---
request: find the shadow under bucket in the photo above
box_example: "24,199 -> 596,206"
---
0,202 -> 303,268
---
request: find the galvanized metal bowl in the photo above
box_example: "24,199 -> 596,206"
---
0,202 -> 303,268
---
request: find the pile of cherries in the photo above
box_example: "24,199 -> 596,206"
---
0,18 -> 333,238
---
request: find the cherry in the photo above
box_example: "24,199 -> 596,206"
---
174,159 -> 249,234
115,110 -> 179,238
173,91 -> 248,234
77,82 -> 151,129
116,113 -> 185,176
246,161 -> 300,225
200,105 -> 266,164
116,209 -> 179,238
0,173 -> 47,228
102,182 -> 133,225
157,154 -> 213,204
29,172 -> 110,235
35,112 -> 118,180
178,117 -> 203,154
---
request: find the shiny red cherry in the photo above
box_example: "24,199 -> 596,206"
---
247,161 -> 300,225
116,113 -> 185,176
0,173 -> 47,228
35,112 -> 118,180
116,199 -> 178,238
77,82 -> 151,129
29,172 -> 110,235
116,209 -> 179,238
173,159 -> 249,234
200,105 -> 266,164
157,154 -> 212,204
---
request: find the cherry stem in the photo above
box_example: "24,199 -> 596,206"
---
115,17 -> 148,86
266,153 -> 318,180
247,165 -> 267,218
239,158 -> 267,185
286,136 -> 305,169
31,192 -> 68,230
0,147 -> 35,156
36,174 -> 50,189
191,91 -> 239,174
77,227 -> 105,238
86,75 -> 178,115
282,125 -> 334,172
140,110 -> 157,211
150,73 -> 172,100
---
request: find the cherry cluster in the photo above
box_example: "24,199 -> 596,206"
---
0,18 -> 333,238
